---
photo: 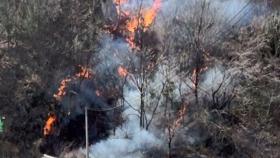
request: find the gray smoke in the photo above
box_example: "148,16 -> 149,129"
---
81,1 -> 251,157
89,87 -> 162,158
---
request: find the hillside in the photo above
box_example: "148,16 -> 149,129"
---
0,0 -> 279,158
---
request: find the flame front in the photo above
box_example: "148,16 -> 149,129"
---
44,113 -> 57,136
142,0 -> 161,28
45,66 -> 94,136
126,0 -> 161,31
113,0 -> 162,48
118,66 -> 128,78
53,78 -> 72,101
53,66 -> 93,101
75,65 -> 93,79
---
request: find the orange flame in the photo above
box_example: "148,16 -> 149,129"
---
53,78 -> 72,101
75,65 -> 93,79
143,0 -> 161,28
126,0 -> 161,47
126,0 -> 161,31
118,66 -> 128,78
43,113 -> 57,136
113,0 -> 161,48
53,66 -> 93,101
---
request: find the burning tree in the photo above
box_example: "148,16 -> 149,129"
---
40,63 -> 125,156
2,0 -> 279,157
107,0 -> 162,130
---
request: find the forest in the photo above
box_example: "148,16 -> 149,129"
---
0,0 -> 279,158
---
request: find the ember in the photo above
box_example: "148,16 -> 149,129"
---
53,78 -> 71,101
118,66 -> 128,78
75,65 -> 93,79
170,105 -> 186,134
53,66 -> 93,101
43,113 -> 57,136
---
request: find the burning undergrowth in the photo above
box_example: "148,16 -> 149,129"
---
39,0 -> 247,157
40,64 -> 124,156
40,0 -> 163,154
1,0 -> 280,157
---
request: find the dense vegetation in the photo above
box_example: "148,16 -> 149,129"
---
0,0 -> 279,157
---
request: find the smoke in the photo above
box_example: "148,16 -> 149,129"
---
117,0 -> 155,12
89,87 -> 162,158
39,0 -> 268,157
201,65 -> 233,92
89,123 -> 161,158
158,0 -> 264,21
154,0 -> 268,44
76,1 -> 244,157
93,35 -> 137,74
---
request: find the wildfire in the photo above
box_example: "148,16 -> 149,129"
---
53,66 -> 93,101
143,0 -> 161,28
118,66 -> 128,78
191,68 -> 198,89
53,78 -> 72,101
112,0 -> 162,48
47,66 -> 94,136
170,105 -> 186,135
43,113 -> 57,136
191,66 -> 208,89
126,0 -> 161,31
75,65 -> 93,79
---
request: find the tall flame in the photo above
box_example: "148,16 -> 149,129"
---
142,0 -> 161,28
126,0 -> 161,31
113,0 -> 162,48
43,113 -> 57,136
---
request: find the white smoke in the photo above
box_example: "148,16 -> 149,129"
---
83,1 -> 245,158
93,35 -> 137,75
86,63 -> 189,158
120,0 -> 155,12
89,128 -> 160,158
154,0 -> 265,43
201,65 -> 232,91
89,87 -> 162,158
